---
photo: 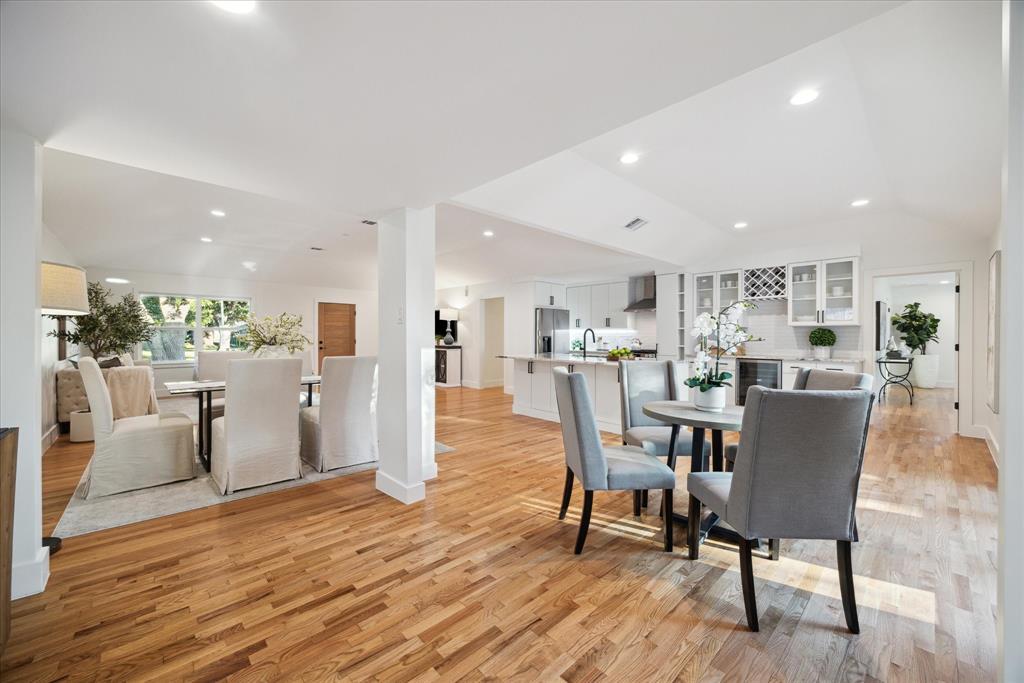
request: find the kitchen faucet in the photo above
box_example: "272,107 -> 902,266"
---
583,328 -> 596,361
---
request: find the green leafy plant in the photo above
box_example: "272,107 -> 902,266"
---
686,301 -> 764,392
891,302 -> 940,354
809,327 -> 837,347
49,281 -> 152,357
239,313 -> 311,354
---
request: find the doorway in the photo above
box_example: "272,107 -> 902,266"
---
872,271 -> 959,431
317,302 -> 356,372
481,297 -> 505,388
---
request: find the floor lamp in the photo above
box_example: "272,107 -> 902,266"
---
40,261 -> 89,555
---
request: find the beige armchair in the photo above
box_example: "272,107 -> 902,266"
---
77,358 -> 195,498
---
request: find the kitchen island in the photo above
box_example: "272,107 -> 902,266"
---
499,354 -> 687,434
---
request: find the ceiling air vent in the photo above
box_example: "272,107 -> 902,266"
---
623,216 -> 648,231
361,219 -> 377,226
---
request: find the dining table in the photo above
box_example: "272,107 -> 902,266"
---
164,375 -> 321,471
642,399 -> 778,559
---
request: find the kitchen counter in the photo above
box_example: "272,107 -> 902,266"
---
683,353 -> 864,363
498,353 -> 675,366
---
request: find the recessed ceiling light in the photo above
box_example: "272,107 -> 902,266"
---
105,277 -> 130,284
209,1 -> 256,14
483,230 -> 495,237
241,261 -> 257,271
850,198 -> 870,207
733,222 -> 748,229
200,236 -> 213,243
210,209 -> 226,217
939,280 -> 951,285
619,151 -> 640,165
789,89 -> 820,106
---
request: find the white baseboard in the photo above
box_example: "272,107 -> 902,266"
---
41,423 -> 59,454
983,425 -> 1000,467
480,379 -> 504,388
513,404 -> 621,435
461,379 -> 482,389
375,470 -> 425,504
12,546 -> 50,599
422,461 -> 438,481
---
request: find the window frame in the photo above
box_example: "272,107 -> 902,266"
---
138,292 -> 252,365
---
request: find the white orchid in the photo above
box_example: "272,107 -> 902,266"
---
686,299 -> 765,392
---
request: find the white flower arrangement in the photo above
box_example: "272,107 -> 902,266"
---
239,313 -> 311,354
686,301 -> 764,392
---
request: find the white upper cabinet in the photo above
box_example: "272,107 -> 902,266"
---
590,284 -> 610,328
694,271 -> 743,319
534,281 -> 566,308
607,281 -> 628,328
787,257 -> 859,326
566,286 -> 591,329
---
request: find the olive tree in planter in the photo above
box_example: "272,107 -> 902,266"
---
809,327 -> 836,360
891,302 -> 940,388
49,281 -> 152,358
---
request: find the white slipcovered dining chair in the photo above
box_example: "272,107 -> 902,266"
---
211,358 -> 303,494
300,356 -> 379,471
78,357 -> 195,498
195,350 -> 251,419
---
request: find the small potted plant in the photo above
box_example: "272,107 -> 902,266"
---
809,327 -> 836,360
686,301 -> 763,412
891,302 -> 940,388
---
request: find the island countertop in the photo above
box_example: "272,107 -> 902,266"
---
497,353 -> 678,366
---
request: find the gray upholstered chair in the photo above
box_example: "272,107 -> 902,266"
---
619,359 -> 710,511
687,386 -> 874,632
725,369 -> 872,469
553,367 -> 677,554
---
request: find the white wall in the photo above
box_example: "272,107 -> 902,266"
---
1,124 -> 48,598
40,224 -> 77,451
888,282 -> 957,388
85,267 -> 377,393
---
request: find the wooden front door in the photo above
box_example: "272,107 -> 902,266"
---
317,302 -> 356,371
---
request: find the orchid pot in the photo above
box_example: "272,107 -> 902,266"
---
693,385 -> 728,413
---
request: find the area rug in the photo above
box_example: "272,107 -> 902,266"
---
53,460 -> 379,538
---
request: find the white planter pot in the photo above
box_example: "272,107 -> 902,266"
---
812,346 -> 832,360
911,353 -> 940,388
693,386 -> 728,413
254,345 -> 295,359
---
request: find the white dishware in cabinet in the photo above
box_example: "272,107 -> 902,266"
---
787,257 -> 859,326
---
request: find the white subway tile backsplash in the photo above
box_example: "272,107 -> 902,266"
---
739,300 -> 861,357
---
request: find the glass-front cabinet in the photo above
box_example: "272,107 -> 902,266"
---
694,273 -> 716,320
787,257 -> 859,326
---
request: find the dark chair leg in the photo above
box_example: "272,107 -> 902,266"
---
837,540 -> 860,633
558,467 -> 574,520
574,491 -> 594,554
768,538 -> 780,561
663,489 -> 674,552
687,495 -> 701,560
633,490 -> 642,516
738,538 -> 759,632
641,489 -> 649,508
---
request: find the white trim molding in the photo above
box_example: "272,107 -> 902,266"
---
11,545 -> 49,600
374,470 -> 425,505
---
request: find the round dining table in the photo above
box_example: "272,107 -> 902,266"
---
641,399 -> 776,559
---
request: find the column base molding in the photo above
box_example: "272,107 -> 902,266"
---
375,470 -> 425,505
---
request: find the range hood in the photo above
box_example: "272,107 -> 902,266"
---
623,275 -> 657,312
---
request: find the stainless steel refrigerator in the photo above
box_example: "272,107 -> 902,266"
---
535,307 -> 570,354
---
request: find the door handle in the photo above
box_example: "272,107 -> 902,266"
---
549,295 -> 554,305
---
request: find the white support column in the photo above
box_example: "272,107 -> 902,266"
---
999,2 -> 1023,680
0,124 -> 48,598
375,206 -> 437,504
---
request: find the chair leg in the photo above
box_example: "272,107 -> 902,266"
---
687,495 -> 701,560
574,491 -> 594,554
558,467 -> 574,520
837,540 -> 860,634
768,538 -> 780,561
738,538 -> 759,632
633,490 -> 642,516
663,489 -> 674,552
641,489 -> 649,508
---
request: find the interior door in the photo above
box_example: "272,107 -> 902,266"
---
317,302 -> 356,371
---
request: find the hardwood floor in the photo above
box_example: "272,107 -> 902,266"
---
1,386 -> 996,681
